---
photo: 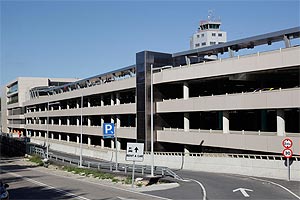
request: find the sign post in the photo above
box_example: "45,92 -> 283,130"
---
126,143 -> 144,188
282,138 -> 293,181
103,123 -> 118,171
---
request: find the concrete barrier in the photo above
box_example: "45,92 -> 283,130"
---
30,138 -> 300,181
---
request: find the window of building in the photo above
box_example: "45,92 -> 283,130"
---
195,43 -> 200,47
197,34 -> 200,38
218,33 -> 223,37
210,42 -> 216,45
212,33 -> 216,37
201,42 -> 206,46
201,33 -> 204,37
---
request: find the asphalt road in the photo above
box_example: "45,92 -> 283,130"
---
146,170 -> 300,200
0,157 -> 170,200
2,154 -> 299,200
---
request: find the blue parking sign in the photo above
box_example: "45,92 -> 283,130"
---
103,123 -> 115,139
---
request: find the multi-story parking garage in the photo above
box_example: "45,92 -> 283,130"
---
2,27 -> 300,155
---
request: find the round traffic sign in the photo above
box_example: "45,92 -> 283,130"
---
282,138 -> 293,149
282,149 -> 293,158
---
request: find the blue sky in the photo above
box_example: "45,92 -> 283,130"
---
1,0 -> 300,86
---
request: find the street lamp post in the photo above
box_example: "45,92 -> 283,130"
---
150,64 -> 154,177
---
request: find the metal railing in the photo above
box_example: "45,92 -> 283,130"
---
30,146 -> 183,180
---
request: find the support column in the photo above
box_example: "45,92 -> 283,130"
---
101,116 -> 104,126
58,134 -> 61,141
111,94 -> 114,106
87,117 -> 91,126
111,139 -> 114,149
77,100 -> 80,109
116,115 -> 120,128
116,92 -> 120,105
39,131 -> 41,137
87,98 -> 91,108
58,118 -> 61,126
88,137 -> 91,146
77,118 -> 80,126
51,119 -> 54,125
101,138 -> 104,149
33,131 -> 36,137
67,117 -> 70,126
51,133 -> 54,140
277,109 -> 285,136
67,103 -> 70,110
67,135 -> 70,142
77,135 -> 80,144
183,82 -> 189,100
116,140 -> 121,150
222,111 -> 230,134
184,113 -> 190,132
100,96 -> 104,107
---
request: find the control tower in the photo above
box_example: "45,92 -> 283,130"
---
190,11 -> 227,50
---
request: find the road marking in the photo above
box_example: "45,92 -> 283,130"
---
249,177 -> 300,199
233,188 -> 253,197
183,178 -> 207,200
6,171 -> 91,200
117,197 -> 137,200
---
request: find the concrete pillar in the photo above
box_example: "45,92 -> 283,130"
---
88,137 -> 91,146
116,93 -> 120,105
33,131 -> 36,137
77,135 -> 80,144
116,140 -> 121,150
51,133 -> 54,140
67,117 -> 70,126
111,139 -> 114,149
101,96 -> 104,107
67,135 -> 70,142
183,82 -> 189,100
111,94 -> 114,106
101,138 -> 104,149
59,105 -> 61,110
116,115 -> 120,128
77,100 -> 80,109
87,117 -> 91,126
77,118 -> 80,126
277,109 -> 285,136
222,111 -> 230,134
111,116 -> 114,124
101,116 -> 104,126
184,145 -> 190,155
51,119 -> 54,125
184,113 -> 190,132
67,103 -> 70,109
87,98 -> 91,107
58,118 -> 61,126
58,134 -> 61,141
39,131 -> 41,137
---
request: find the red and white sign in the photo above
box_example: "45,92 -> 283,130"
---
282,138 -> 293,149
282,149 -> 293,158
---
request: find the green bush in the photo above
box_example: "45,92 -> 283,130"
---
29,155 -> 43,166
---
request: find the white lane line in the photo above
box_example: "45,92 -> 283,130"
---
249,177 -> 300,199
6,171 -> 90,200
31,167 -> 172,200
183,178 -> 207,200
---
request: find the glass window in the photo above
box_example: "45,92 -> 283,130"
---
197,34 -> 200,38
201,42 -> 206,46
218,33 -> 223,37
210,42 -> 216,45
212,33 -> 216,36
201,33 -> 204,37
195,43 -> 200,47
